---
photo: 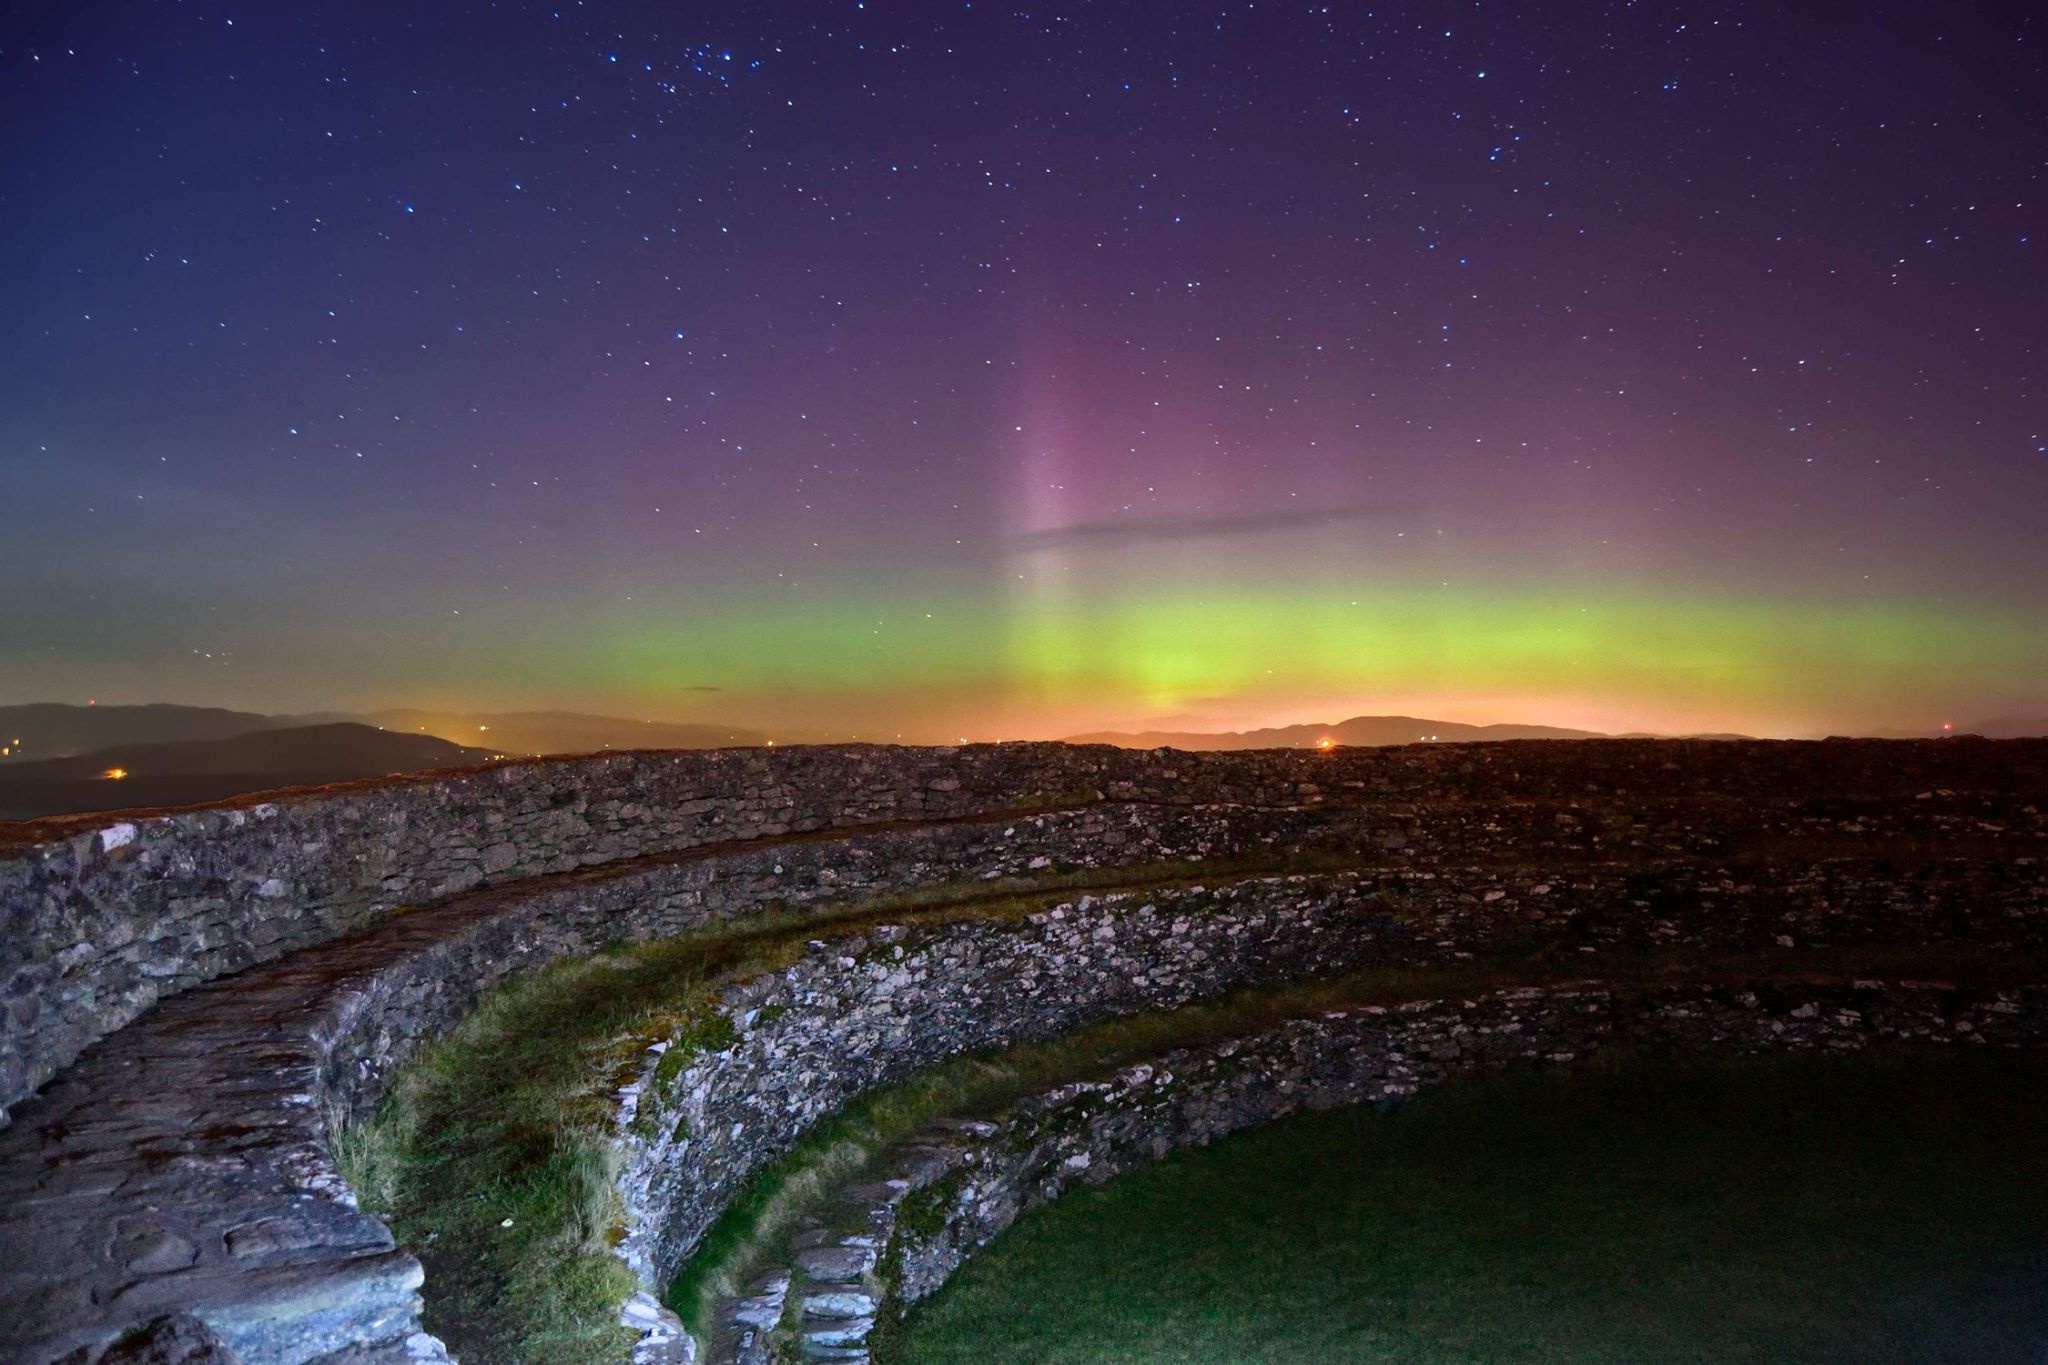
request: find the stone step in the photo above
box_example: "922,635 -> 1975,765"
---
723,1270 -> 789,1332
798,1312 -> 875,1353
800,1287 -> 877,1320
791,1243 -> 872,1284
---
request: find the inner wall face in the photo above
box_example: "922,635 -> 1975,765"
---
620,876 -> 1398,1286
888,1050 -> 2048,1365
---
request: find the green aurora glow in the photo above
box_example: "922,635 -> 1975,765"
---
568,584 -> 2043,739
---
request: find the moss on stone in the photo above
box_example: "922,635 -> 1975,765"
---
895,1167 -> 969,1245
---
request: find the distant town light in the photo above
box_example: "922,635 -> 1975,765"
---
1317,737 -> 1334,750
102,767 -> 128,780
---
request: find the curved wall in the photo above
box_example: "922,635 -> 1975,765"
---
0,737 -> 2042,1362
0,742 -> 1220,1122
9,736 -> 2043,1126
740,980 -> 2048,1363
615,875 -> 1407,1288
617,851 -> 2048,1318
0,801 -> 1317,1364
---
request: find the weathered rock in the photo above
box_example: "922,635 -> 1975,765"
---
64,1313 -> 243,1364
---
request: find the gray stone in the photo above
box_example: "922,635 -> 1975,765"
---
791,1244 -> 871,1283
707,979 -> 2048,1361
83,1313 -> 243,1364
0,739 -> 2043,1363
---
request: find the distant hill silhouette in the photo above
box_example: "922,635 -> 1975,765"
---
1960,717 -> 2048,739
0,723 -> 494,820
361,709 -> 768,754
1067,715 -> 1614,750
0,702 -> 769,768
0,702 -> 297,760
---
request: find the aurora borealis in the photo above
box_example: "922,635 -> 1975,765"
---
3,3 -> 2043,741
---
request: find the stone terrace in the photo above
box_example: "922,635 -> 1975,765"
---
0,738 -> 2043,1363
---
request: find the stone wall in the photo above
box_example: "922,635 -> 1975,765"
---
9,736 -> 2044,1126
0,742 -> 1242,1124
1,801 -> 1319,1364
2,737 -> 2045,1362
750,981 -> 2048,1363
615,876 -> 1410,1289
317,801 -> 1309,1128
614,848 -> 2048,1308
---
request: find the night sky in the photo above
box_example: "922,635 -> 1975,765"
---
3,2 -> 2043,742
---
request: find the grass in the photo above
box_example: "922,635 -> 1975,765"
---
664,934 -> 2048,1344
331,834 -> 2048,1362
330,851 -> 1373,1363
889,1049 -> 2048,1365
666,961 -> 1519,1335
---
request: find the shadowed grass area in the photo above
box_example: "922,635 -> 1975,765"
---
329,851 -> 1372,1364
890,1050 -> 2048,1365
667,938 -> 2048,1340
665,959 -> 1525,1333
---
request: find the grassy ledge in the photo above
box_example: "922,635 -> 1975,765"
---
665,935 -> 2048,1354
330,841 -> 2044,1362
328,851 -> 1371,1364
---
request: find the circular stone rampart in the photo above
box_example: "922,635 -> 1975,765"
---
0,800 -> 1327,1364
620,847 -> 2048,1359
0,738 -> 2041,1363
723,980 -> 2048,1364
9,737 -> 2043,1126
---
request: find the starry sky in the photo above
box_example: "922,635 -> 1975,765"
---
3,1 -> 2044,742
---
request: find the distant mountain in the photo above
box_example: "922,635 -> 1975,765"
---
1066,714 -> 1612,750
0,723 -> 495,821
1959,717 -> 2048,739
0,702 -> 297,761
0,702 -> 769,770
361,709 -> 768,755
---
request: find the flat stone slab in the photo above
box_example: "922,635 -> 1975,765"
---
791,1244 -> 873,1284
0,914 -> 444,1364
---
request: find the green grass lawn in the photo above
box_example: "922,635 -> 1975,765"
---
890,1050 -> 2048,1365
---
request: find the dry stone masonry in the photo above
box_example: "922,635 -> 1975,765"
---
0,738 -> 2041,1363
730,981 -> 2048,1364
612,862 -> 2048,1363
